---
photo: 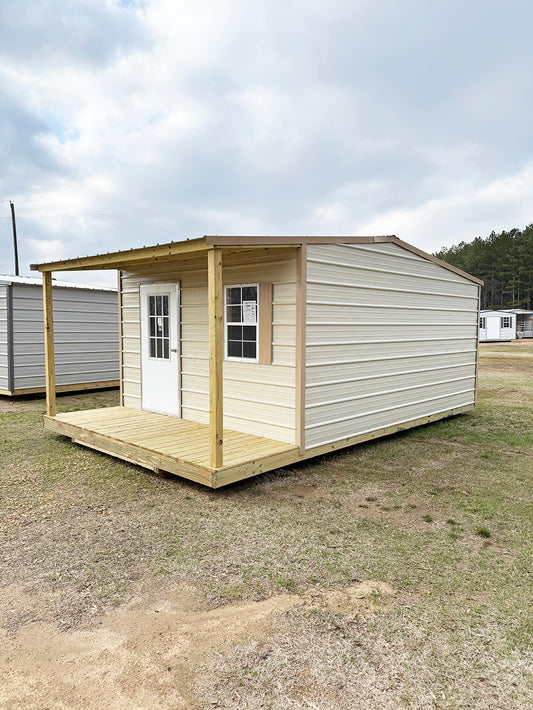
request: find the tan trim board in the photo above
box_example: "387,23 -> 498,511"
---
206,235 -> 392,246
295,244 -> 307,454
117,270 -> 124,406
1,380 -> 119,397
474,285 -> 481,404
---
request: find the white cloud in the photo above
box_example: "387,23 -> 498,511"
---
0,0 -> 532,276
356,162 -> 533,251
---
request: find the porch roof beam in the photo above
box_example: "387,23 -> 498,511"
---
30,237 -> 209,272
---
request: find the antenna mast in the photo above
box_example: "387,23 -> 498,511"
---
9,201 -> 19,276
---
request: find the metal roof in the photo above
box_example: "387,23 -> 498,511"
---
29,235 -> 483,285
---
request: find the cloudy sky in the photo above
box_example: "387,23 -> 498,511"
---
0,0 -> 531,284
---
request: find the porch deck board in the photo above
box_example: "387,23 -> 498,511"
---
44,406 -> 300,487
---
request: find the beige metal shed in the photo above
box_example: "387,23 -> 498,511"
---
31,235 -> 482,487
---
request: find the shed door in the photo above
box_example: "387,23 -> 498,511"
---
486,316 -> 500,340
140,283 -> 180,417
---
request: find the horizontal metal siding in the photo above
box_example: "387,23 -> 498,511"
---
306,350 -> 477,385
307,260 -> 475,298
306,363 -> 476,405
120,250 -> 298,444
305,243 -> 479,449
11,284 -> 119,389
0,285 -> 9,390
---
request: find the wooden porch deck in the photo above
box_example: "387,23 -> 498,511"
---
44,406 -> 300,488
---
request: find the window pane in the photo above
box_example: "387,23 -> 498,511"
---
226,287 -> 242,305
227,340 -> 243,358
228,325 -> 243,340
149,296 -> 155,316
226,305 -> 241,323
243,325 -> 256,341
243,341 -> 256,359
156,295 -> 162,315
156,339 -> 162,358
163,340 -> 169,359
150,317 -> 156,337
162,295 -> 168,315
242,285 -> 257,302
163,317 -> 169,337
150,339 -> 156,357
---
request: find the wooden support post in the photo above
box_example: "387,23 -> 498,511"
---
208,247 -> 223,468
42,271 -> 56,417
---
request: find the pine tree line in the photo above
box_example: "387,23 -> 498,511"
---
434,225 -> 533,310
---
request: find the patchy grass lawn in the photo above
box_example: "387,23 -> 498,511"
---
0,343 -> 532,709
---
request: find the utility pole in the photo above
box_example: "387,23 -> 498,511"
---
9,201 -> 19,276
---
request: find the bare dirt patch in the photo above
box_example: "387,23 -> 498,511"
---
0,580 -> 389,710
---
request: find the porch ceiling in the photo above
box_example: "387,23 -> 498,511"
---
29,235 -> 393,274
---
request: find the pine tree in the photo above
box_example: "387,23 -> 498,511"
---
435,225 -> 533,309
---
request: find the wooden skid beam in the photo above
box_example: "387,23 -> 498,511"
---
44,416 -> 215,487
0,380 -> 119,397
208,247 -> 224,468
213,404 -> 475,487
42,272 -> 56,417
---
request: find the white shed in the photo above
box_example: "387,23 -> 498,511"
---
0,275 -> 119,396
479,310 -> 516,342
31,236 -> 482,487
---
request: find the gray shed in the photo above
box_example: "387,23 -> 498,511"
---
0,275 -> 119,396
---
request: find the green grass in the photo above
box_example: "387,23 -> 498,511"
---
1,344 -> 532,708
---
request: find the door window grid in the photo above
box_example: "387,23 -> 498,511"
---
225,284 -> 258,361
149,294 -> 170,359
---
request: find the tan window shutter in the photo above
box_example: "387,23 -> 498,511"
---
258,282 -> 272,365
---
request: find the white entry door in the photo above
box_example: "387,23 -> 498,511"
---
140,282 -> 180,416
486,316 -> 500,341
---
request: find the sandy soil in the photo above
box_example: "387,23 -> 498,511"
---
0,580 -> 393,709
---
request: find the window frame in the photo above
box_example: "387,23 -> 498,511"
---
224,283 -> 259,363
148,293 -> 171,360
501,316 -> 512,329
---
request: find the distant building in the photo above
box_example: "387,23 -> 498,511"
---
0,275 -> 119,396
479,310 -> 516,342
505,309 -> 533,338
